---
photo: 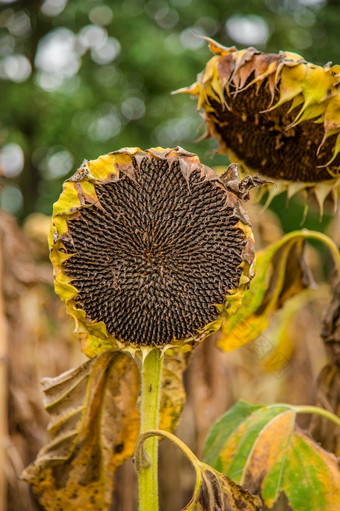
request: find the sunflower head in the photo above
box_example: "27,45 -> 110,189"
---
178,39 -> 340,211
49,147 -> 255,358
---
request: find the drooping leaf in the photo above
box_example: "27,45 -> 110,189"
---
21,351 -> 140,511
136,428 -> 261,511
204,401 -> 340,511
21,347 -> 188,510
217,231 -> 315,352
262,286 -> 328,373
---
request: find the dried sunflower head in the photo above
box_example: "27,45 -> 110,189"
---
178,39 -> 340,211
49,147 -> 255,357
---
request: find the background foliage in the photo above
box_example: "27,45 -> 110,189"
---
1,0 -> 340,221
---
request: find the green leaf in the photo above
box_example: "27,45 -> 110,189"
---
21,351 -> 140,511
217,231 -> 315,352
203,401 -> 340,511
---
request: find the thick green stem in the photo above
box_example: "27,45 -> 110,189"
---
138,349 -> 163,511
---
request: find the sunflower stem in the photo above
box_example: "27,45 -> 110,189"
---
137,349 -> 163,511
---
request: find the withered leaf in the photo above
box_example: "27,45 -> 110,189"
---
21,348 -> 188,510
160,351 -> 188,432
218,231 -> 314,352
220,163 -> 273,202
21,351 -> 140,511
204,401 -> 340,511
182,461 -> 261,511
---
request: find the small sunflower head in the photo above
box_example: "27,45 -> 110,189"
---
178,39 -> 340,211
49,147 -> 255,357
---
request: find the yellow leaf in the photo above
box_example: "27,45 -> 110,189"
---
159,352 -> 188,432
323,95 -> 340,135
218,231 -> 315,352
267,63 -> 306,110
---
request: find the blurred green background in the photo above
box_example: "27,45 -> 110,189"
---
1,0 -> 340,221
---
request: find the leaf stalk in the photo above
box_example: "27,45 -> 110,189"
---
278,230 -> 340,275
136,429 -> 203,510
294,405 -> 340,428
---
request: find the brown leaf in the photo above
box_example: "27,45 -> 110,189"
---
220,163 -> 273,202
21,351 -> 140,511
182,463 -> 261,511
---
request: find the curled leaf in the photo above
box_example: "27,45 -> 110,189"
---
204,401 -> 340,511
220,163 -> 273,202
21,351 -> 140,511
183,464 -> 261,511
135,429 -> 261,511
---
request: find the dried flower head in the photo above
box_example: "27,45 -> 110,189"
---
49,147 -> 255,356
178,39 -> 340,211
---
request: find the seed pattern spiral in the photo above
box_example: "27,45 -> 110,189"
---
62,156 -> 246,346
209,82 -> 339,182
